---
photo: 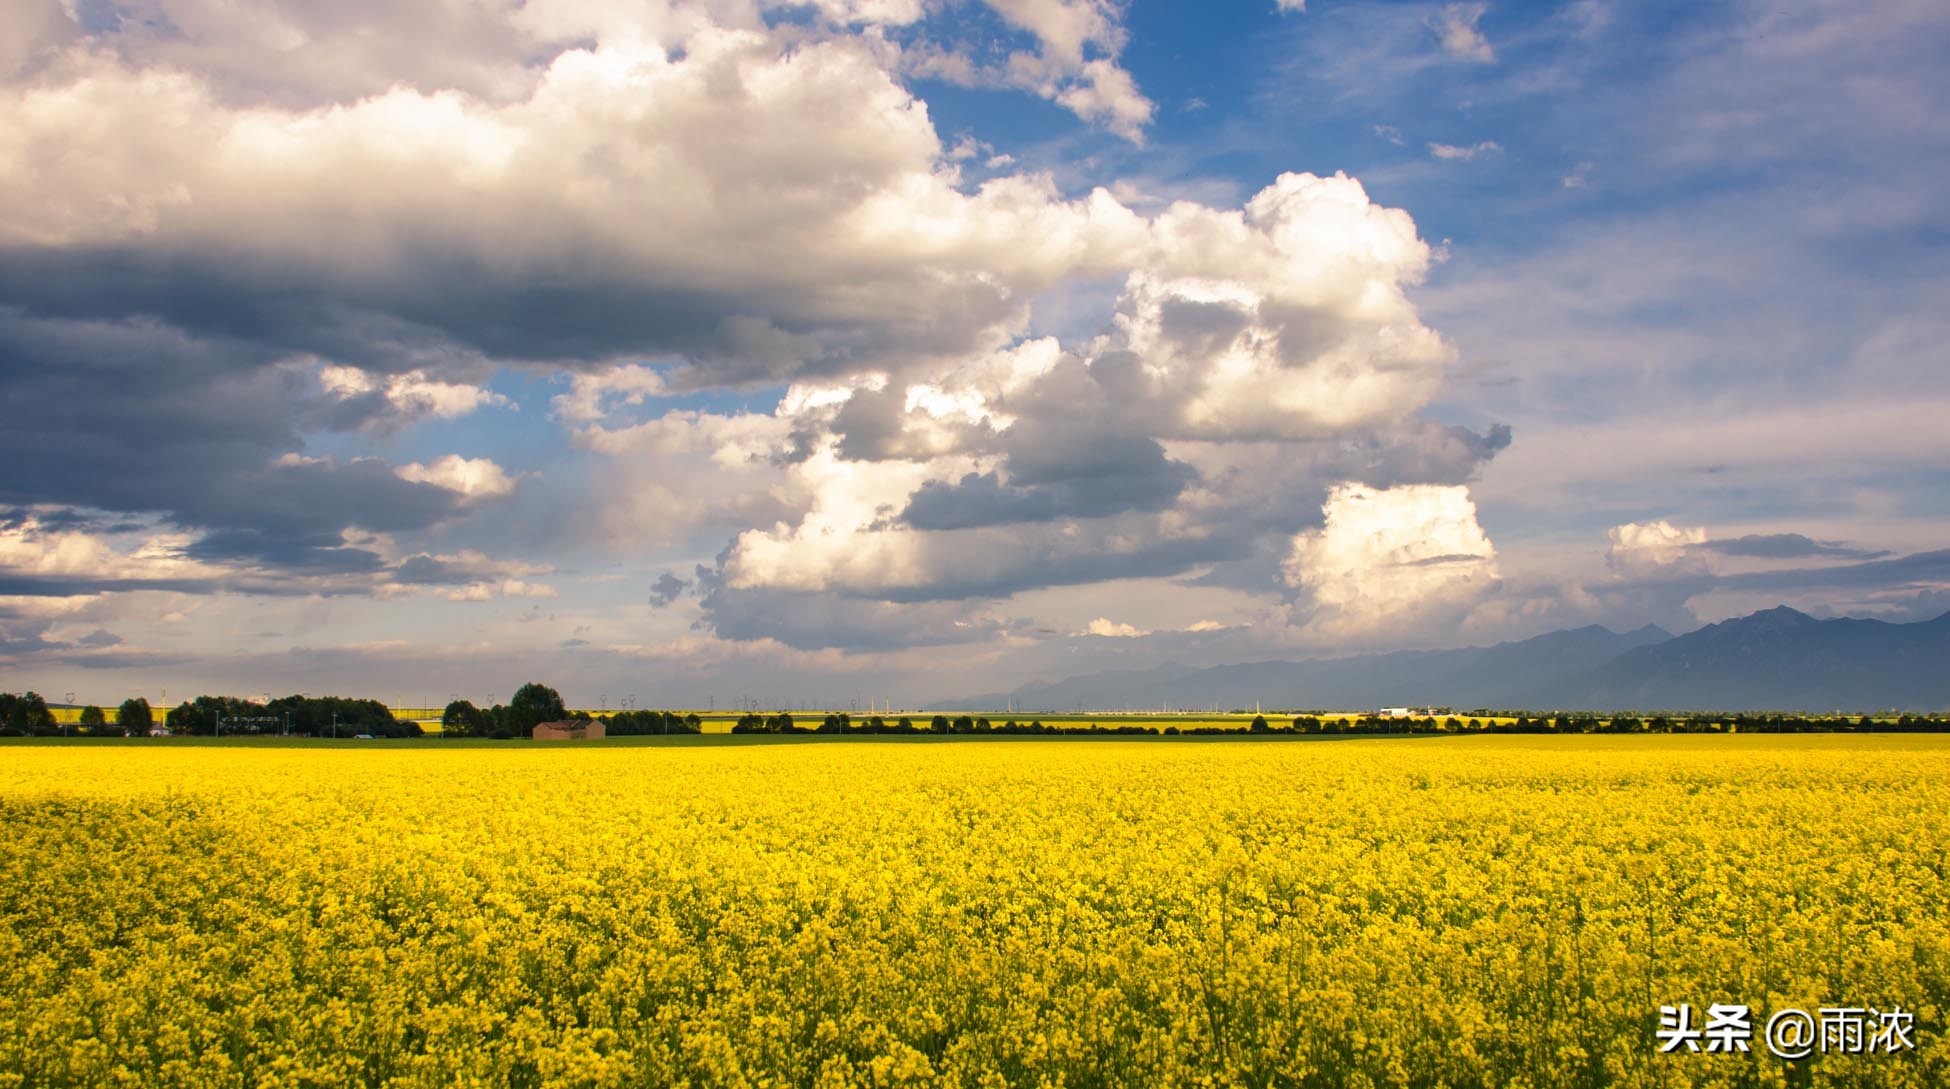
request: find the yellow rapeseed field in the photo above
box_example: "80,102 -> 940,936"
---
1,736 -> 1944,1087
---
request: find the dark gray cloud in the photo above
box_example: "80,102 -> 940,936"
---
1176,538 -> 1297,596
1700,533 -> 1889,560
0,572 -> 365,598
1,222 -> 1018,388
392,554 -> 469,586
648,572 -> 689,607
1005,428 -> 1187,489
0,611 -> 182,671
0,507 -> 145,535
1175,416 -> 1513,542
178,459 -> 463,566
0,309 -> 475,582
894,370 -> 1204,530
903,472 -> 1067,529
185,532 -> 385,574
903,444 -> 1195,529
697,580 -> 1021,652
0,615 -> 60,658
1718,549 -> 1950,592
66,649 -> 196,669
1156,297 -> 1254,359
1601,549 -> 1950,613
0,574 -> 218,597
1310,421 -> 1511,492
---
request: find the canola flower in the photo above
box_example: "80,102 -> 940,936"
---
1,735 -> 1945,1088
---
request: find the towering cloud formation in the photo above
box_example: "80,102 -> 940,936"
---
675,170 -> 1457,606
1,0 -> 1502,659
1283,483 -> 1499,639
1607,520 -> 1709,572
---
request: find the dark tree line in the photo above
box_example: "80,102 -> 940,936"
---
11,684 -> 1946,742
0,693 -> 157,736
116,699 -> 152,732
442,682 -> 576,739
607,709 -> 703,736
1,691 -> 415,738
731,712 -> 1190,736
725,711 -> 1950,737
161,694 -> 415,737
0,692 -> 58,736
265,695 -> 409,737
441,682 -> 707,739
1276,712 -> 1950,734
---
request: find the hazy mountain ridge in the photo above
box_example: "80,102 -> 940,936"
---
1552,607 -> 1950,711
932,623 -> 1670,712
935,608 -> 1950,712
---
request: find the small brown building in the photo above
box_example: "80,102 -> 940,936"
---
532,720 -> 606,740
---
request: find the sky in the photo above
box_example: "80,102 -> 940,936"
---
2,0 -> 1947,710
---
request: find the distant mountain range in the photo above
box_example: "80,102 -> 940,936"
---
933,607 -> 1950,713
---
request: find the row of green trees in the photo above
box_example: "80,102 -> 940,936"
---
605,709 -> 703,736
14,685 -> 1946,741
731,712 -> 1178,736
0,691 -> 415,738
0,692 -> 60,736
157,694 -> 410,737
442,683 -> 563,739
443,686 -> 705,738
0,693 -> 157,737
1268,713 -> 1950,734
5,682 -> 682,741
723,710 -> 1950,737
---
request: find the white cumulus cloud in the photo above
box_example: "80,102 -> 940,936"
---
319,365 -> 511,420
1284,482 -> 1499,638
1083,616 -> 1148,637
1430,2 -> 1494,63
1606,520 -> 1708,572
395,456 -> 519,501
1429,140 -> 1502,161
551,364 -> 668,423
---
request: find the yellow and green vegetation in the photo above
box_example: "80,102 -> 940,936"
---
2,736 -> 1945,1087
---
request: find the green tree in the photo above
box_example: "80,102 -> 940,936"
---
506,683 -> 567,736
79,705 -> 107,732
165,695 -> 272,736
116,697 -> 154,735
0,692 -> 59,736
442,699 -> 490,737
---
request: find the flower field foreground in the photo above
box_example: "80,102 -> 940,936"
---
2,736 -> 1946,1088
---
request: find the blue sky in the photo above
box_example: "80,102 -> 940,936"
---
2,0 -> 1946,709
